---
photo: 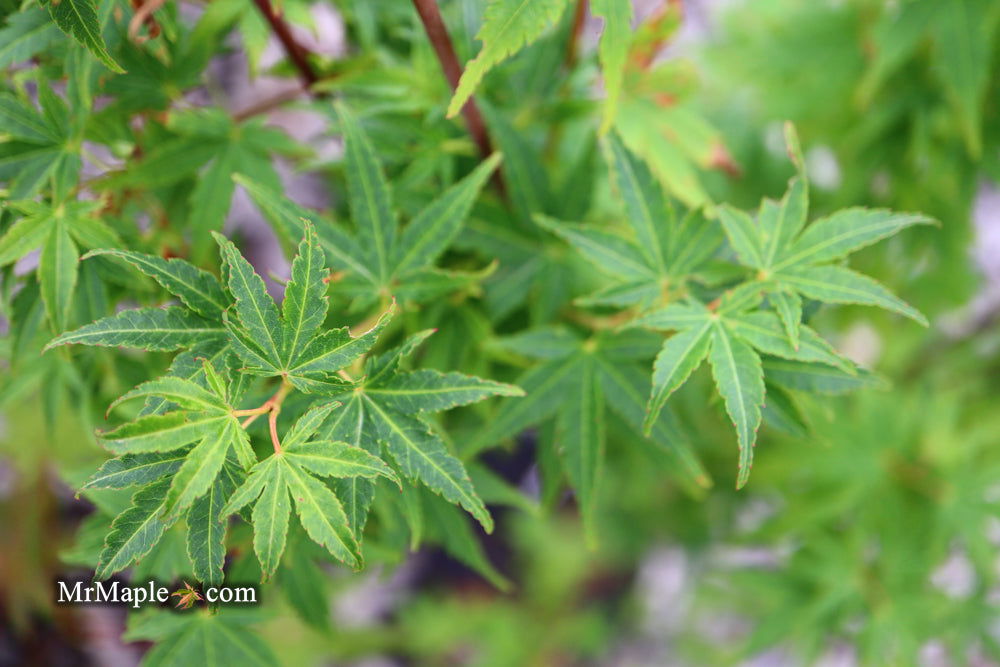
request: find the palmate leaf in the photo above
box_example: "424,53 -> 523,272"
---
471,328 -> 708,538
0,8 -> 63,69
125,609 -> 278,667
631,292 -> 857,488
715,123 -> 932,332
1,200 -> 118,332
447,0 -> 570,118
542,135 -> 722,310
239,110 -> 500,304
98,363 -> 254,514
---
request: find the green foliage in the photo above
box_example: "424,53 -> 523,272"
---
0,0 -> 995,664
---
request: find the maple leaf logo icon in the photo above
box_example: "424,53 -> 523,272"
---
170,582 -> 203,609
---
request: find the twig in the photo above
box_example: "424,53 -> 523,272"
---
252,0 -> 322,93
234,87 -> 305,122
564,0 -> 588,68
411,0 -> 507,196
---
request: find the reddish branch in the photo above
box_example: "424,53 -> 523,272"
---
411,0 -> 499,169
252,0 -> 321,93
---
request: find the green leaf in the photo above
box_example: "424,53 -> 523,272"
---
931,0 -> 998,157
0,8 -> 63,69
287,305 -> 394,383
42,0 -> 124,73
644,322 -> 712,432
164,419 -> 240,517
363,397 -> 493,533
98,412 -> 227,454
727,312 -> 853,373
187,461 -> 243,586
251,461 -> 291,578
394,153 -> 502,275
337,104 -> 397,282
82,452 -> 188,490
775,208 -> 933,269
365,369 -> 523,413
605,134 -> 669,273
536,214 -> 656,281
778,265 -> 928,325
96,479 -> 176,579
281,401 -> 341,450
38,217 -> 78,332
447,0 -> 569,117
769,290 -> 802,349
215,233 -> 284,365
0,208 -> 54,266
285,441 -> 399,486
759,177 -> 808,267
236,174 -> 376,284
125,609 -> 278,667
83,249 -> 228,318
281,223 -> 329,365
707,324 -> 765,489
716,204 -> 765,269
556,359 -> 604,544
593,0 -> 633,133
283,461 -> 361,568
45,306 -> 225,351
109,377 -> 228,415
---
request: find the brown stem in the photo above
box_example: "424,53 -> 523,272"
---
252,0 -> 322,93
564,0 -> 588,68
236,380 -> 294,454
411,0 -> 507,196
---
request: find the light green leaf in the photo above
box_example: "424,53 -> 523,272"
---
337,104 -> 397,282
251,461 -> 291,578
164,419 -> 238,517
364,397 -> 492,533
644,322 -> 712,432
556,359 -> 604,544
45,306 -> 225,351
769,290 -> 802,349
281,223 -> 329,365
536,214 -> 656,281
82,452 -> 188,490
778,264 -> 927,325
366,369 -> 523,413
99,412 -> 227,454
215,232 -> 284,364
727,312 -> 853,373
716,204 -> 765,269
593,0 -> 632,133
286,441 -> 399,485
283,461 -> 361,567
707,324 -> 764,489
776,208 -> 933,269
96,479 -> 175,579
38,217 -> 78,332
395,153 -> 502,275
0,205 -> 55,266
84,249 -> 228,318
447,0 -> 569,117
605,134 -> 669,273
108,377 -> 228,415
631,300 -> 711,331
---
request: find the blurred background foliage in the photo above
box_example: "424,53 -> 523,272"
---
3,0 -> 1000,665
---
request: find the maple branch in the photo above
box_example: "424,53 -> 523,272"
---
564,0 -> 588,68
411,0 -> 507,197
252,0 -> 322,93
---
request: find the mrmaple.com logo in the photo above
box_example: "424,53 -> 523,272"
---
56,580 -> 258,609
